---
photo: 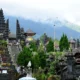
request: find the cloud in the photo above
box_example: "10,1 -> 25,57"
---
0,0 -> 80,26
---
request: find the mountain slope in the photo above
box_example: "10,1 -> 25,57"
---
5,16 -> 80,39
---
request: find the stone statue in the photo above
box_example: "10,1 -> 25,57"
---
19,61 -> 36,80
27,61 -> 32,77
27,61 -> 31,68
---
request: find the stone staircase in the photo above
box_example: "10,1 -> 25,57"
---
8,43 -> 22,65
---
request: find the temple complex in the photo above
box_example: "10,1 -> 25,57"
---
0,8 -> 31,42
1,8 -> 80,80
0,8 -> 37,66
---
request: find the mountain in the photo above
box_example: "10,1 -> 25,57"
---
64,20 -> 80,33
5,16 -> 80,39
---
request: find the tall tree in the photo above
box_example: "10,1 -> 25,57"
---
46,38 -> 54,52
38,51 -> 46,69
64,35 -> 70,50
59,34 -> 69,51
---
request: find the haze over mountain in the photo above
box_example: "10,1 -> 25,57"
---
1,0 -> 80,39
5,16 -> 80,39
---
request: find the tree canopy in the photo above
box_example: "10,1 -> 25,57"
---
46,38 -> 54,52
38,51 -> 46,69
29,41 -> 37,51
17,46 -> 32,67
59,34 -> 69,51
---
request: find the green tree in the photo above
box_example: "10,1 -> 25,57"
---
32,53 -> 40,69
64,35 -> 70,50
59,34 -> 69,51
29,41 -> 37,51
59,35 -> 63,51
46,38 -> 54,52
38,51 -> 46,69
17,46 -> 32,67
49,61 -> 56,75
40,33 -> 45,43
0,40 -> 7,46
38,41 -> 44,52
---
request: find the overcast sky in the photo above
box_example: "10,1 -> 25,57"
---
0,0 -> 80,25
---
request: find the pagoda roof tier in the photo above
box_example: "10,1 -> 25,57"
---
24,29 -> 36,36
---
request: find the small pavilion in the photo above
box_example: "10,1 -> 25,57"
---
24,29 -> 36,46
